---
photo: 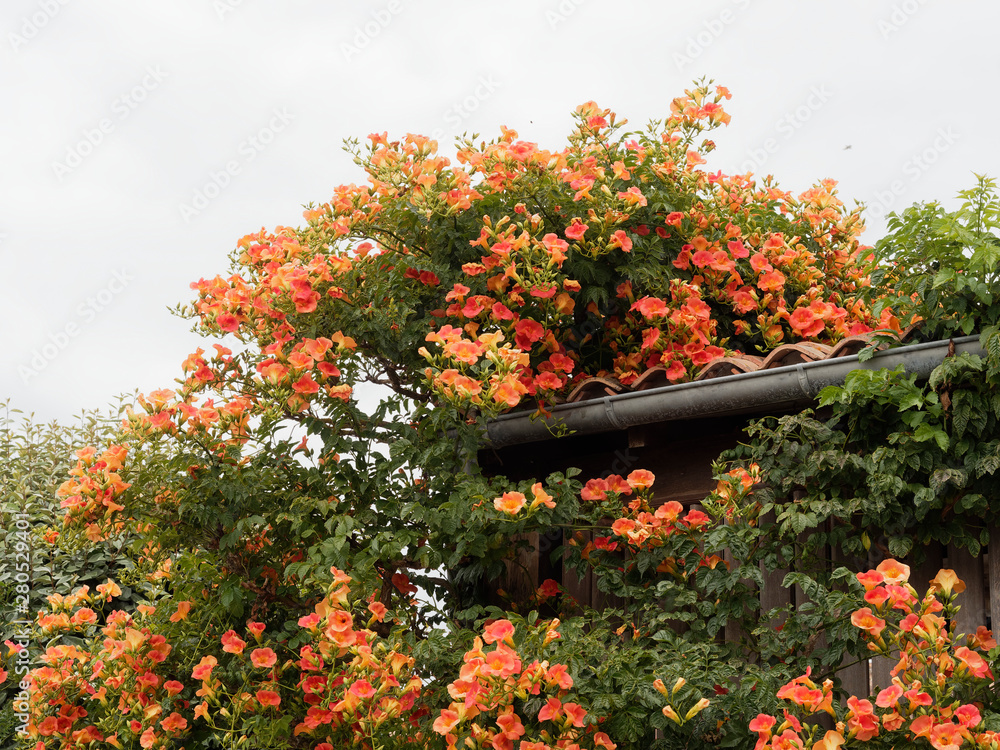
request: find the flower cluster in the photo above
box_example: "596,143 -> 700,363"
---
190,227 -> 355,337
246,82 -> 890,419
751,561 -> 1000,750
17,568 -> 422,749
492,483 -> 557,518
200,567 -> 423,747
433,618 -> 616,750
54,444 -> 130,541
125,383 -> 255,444
24,586 -> 185,748
705,463 -> 762,520
578,470 -> 710,555
420,325 -> 534,417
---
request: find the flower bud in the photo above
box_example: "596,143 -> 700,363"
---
684,698 -> 710,721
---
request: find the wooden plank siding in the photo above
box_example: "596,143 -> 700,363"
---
481,414 -> 998,702
517,518 -> 997,701
828,529 -> 870,697
991,527 -> 1000,632
949,542 -> 988,638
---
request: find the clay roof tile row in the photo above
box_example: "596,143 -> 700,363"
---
564,333 -> 904,404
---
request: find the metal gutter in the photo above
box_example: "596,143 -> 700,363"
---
484,335 -> 984,449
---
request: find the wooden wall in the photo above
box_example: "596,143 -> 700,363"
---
481,412 -> 998,698
516,517 -> 996,698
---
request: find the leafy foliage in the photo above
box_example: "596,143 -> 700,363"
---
736,179 -> 1000,565
0,400 -> 147,748
863,174 -> 1000,352
6,92 -> 1000,750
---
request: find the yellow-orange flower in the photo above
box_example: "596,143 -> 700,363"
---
251,647 -> 277,668
160,712 -> 188,732
483,619 -> 515,644
813,730 -> 846,750
928,568 -> 965,596
530,483 -> 555,509
433,706 -> 461,735
191,655 -> 218,680
850,607 -> 886,638
256,689 -> 281,708
494,491 -> 526,515
169,601 -> 192,622
626,469 -> 655,490
70,608 -> 97,626
221,629 -> 246,654
96,579 -> 122,600
876,559 -> 910,584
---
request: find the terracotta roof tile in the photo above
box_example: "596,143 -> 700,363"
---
827,334 -> 874,359
694,356 -> 764,381
565,377 -> 625,403
630,366 -> 670,391
759,343 -> 830,369
564,333 -> 890,401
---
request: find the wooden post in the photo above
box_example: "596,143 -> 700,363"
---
722,540 -> 747,652
562,529 -> 593,611
560,527 -> 625,614
990,526 -> 1000,633
838,653 -> 870,700
829,530 -> 868,698
947,542 -> 987,637
512,531 -> 539,602
759,511 -> 793,629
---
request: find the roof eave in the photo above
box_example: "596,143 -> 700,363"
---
484,335 -> 984,449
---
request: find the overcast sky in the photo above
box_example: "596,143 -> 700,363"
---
3,0 -> 997,425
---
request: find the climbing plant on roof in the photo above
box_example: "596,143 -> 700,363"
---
12,86 -> 1000,750
190,81 -> 889,421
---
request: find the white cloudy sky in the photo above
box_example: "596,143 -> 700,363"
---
3,0 -> 997,424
